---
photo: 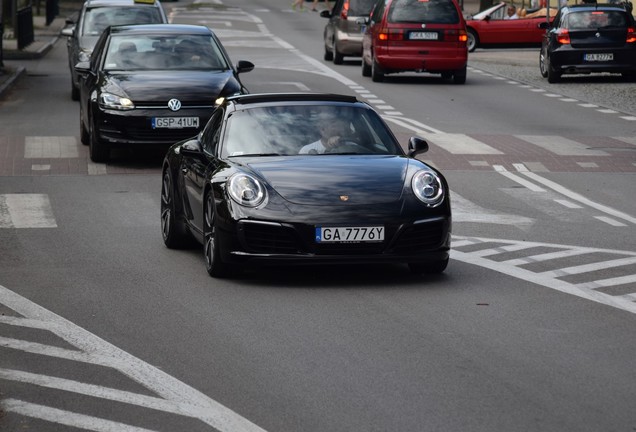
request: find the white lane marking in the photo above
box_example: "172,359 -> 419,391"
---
0,284 -> 268,432
594,216 -> 628,227
613,136 -> 636,145
500,248 -> 594,266
515,135 -> 610,156
24,136 -> 78,159
3,399 -> 158,432
493,165 -> 546,192
452,236 -> 636,314
519,171 -> 636,225
540,256 -> 636,277
0,194 -> 57,228
0,368 -> 220,419
578,274 -> 636,290
554,199 -> 583,209
423,133 -> 504,155
620,116 -> 636,121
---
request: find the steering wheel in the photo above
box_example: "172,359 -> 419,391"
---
326,140 -> 365,154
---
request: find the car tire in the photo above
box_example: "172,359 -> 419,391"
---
324,45 -> 333,61
408,258 -> 449,275
204,191 -> 232,278
89,111 -> 110,163
80,107 -> 89,146
453,66 -> 467,85
333,44 -> 344,65
467,28 -> 478,53
547,61 -> 561,83
161,168 -> 193,249
371,55 -> 384,82
361,56 -> 372,77
539,48 -> 548,78
71,82 -> 79,101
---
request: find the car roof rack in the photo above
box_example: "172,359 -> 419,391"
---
226,93 -> 360,105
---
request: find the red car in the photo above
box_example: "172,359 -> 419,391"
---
466,2 -> 556,52
361,0 -> 468,84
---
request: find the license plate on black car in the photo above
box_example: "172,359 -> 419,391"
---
152,117 -> 199,129
316,226 -> 384,243
584,53 -> 613,61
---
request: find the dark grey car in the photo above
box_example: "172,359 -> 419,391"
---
62,0 -> 168,100
321,0 -> 377,64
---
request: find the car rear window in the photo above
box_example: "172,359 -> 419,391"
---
349,0 -> 377,15
83,6 -> 164,36
388,0 -> 460,24
565,10 -> 627,30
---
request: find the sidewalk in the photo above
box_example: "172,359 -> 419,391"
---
0,3 -> 77,96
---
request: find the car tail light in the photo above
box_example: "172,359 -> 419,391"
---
378,28 -> 404,41
556,28 -> 570,45
340,0 -> 349,19
444,29 -> 467,43
627,26 -> 636,43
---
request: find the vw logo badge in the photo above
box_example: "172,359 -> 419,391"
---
595,32 -> 600,38
168,99 -> 182,112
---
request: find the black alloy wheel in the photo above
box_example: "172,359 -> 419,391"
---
204,192 -> 231,278
161,169 -> 192,249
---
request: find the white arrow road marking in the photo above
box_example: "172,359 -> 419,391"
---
451,192 -> 535,226
0,284 -> 268,432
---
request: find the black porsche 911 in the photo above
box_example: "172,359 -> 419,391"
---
75,24 -> 254,162
160,93 -> 452,278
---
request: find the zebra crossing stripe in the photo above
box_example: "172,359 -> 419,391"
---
0,194 -> 57,228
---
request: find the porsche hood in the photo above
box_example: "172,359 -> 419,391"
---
246,156 -> 416,206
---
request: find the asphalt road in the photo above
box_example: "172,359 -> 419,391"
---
0,0 -> 635,430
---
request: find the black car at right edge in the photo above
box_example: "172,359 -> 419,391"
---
539,0 -> 636,83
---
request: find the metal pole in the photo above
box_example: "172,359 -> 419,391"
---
0,0 -> 4,70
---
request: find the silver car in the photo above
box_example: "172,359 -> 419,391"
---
321,0 -> 377,64
62,0 -> 168,101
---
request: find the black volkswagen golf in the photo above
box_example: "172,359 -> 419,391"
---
539,0 -> 636,83
76,24 -> 254,162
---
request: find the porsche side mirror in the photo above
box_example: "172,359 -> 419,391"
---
236,60 -> 255,74
408,136 -> 429,157
484,15 -> 491,22
538,21 -> 549,29
179,138 -> 204,157
61,27 -> 74,37
320,10 -> 331,18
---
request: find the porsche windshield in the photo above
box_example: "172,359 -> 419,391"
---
222,105 -> 402,157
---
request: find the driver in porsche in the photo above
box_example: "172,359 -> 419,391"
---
299,116 -> 356,154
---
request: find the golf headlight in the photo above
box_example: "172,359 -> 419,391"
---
228,173 -> 266,207
99,92 -> 134,110
412,170 -> 444,207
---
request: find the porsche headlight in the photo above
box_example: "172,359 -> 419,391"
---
227,173 -> 266,207
412,170 -> 444,207
99,92 -> 134,110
